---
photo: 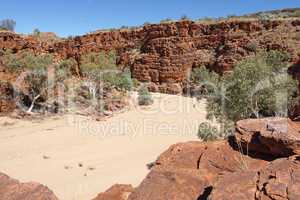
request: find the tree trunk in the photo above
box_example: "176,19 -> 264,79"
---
27,94 -> 41,113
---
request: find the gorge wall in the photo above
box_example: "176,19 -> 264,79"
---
1,19 -> 300,93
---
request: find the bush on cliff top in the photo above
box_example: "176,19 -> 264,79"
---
0,19 -> 16,31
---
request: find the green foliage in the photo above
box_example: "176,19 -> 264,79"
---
102,69 -> 133,91
117,69 -> 133,91
25,69 -> 48,99
191,66 -> 220,86
292,10 -> 300,17
132,78 -> 140,89
192,51 -> 299,124
180,15 -> 190,21
0,19 -> 16,31
245,41 -> 258,52
80,51 -> 117,79
160,18 -> 173,23
138,86 -> 153,106
80,51 -> 133,91
197,122 -> 218,141
1,50 -> 53,72
33,28 -> 41,37
227,14 -> 237,18
55,58 -> 76,81
196,17 -> 215,23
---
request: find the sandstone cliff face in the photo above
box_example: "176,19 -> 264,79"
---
1,19 -> 300,93
0,81 -> 15,114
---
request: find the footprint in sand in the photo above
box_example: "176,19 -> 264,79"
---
43,155 -> 51,159
87,166 -> 96,171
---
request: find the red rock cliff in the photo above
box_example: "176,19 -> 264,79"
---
1,19 -> 300,93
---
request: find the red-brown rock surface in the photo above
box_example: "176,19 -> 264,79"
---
92,184 -> 134,200
0,81 -> 15,114
210,156 -> 300,200
1,19 -> 300,93
127,140 -> 268,200
235,117 -> 300,157
0,172 -> 58,200
96,117 -> 300,200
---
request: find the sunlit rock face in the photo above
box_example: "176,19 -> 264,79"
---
0,172 -> 59,200
1,19 -> 300,93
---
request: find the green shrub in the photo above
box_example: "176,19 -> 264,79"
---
1,51 -> 53,72
32,28 -> 41,37
245,41 -> 258,52
132,78 -> 140,89
180,15 -> 190,21
197,17 -> 215,23
117,69 -> 133,91
197,122 -> 218,141
192,51 -> 299,124
138,86 -> 153,106
292,10 -> 300,17
80,51 -> 134,91
23,56 -> 53,113
80,51 -> 117,78
1,50 -> 22,72
102,70 -> 132,91
0,19 -> 16,31
55,58 -> 76,80
160,18 -> 173,23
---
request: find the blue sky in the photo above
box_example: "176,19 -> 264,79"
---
1,0 -> 300,37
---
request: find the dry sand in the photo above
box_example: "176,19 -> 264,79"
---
0,93 -> 209,200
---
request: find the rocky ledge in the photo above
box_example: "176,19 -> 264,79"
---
0,172 -> 58,200
1,117 -> 300,200
1,19 -> 300,93
96,117 -> 300,200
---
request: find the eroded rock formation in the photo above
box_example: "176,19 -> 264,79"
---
0,172 -> 58,200
0,81 -> 15,113
235,117 -> 300,157
92,184 -> 134,200
1,19 -> 300,93
96,117 -> 300,200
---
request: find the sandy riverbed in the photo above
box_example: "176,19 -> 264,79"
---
0,93 -> 210,200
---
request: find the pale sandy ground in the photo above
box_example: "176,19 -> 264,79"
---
0,93 -> 210,200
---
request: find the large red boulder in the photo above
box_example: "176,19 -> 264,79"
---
0,172 -> 58,200
128,169 -> 207,200
127,140 -> 268,200
210,156 -> 300,200
92,184 -> 134,200
95,117 -> 300,200
235,117 -> 300,157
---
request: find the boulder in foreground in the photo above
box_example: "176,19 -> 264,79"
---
92,184 -> 134,200
235,117 -> 300,157
0,172 -> 58,200
210,156 -> 300,200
